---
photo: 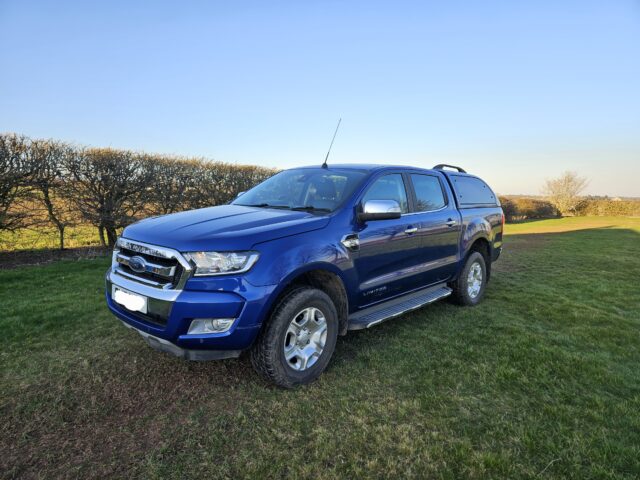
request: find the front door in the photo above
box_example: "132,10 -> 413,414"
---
354,173 -> 422,307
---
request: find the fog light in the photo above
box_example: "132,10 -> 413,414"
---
187,318 -> 236,334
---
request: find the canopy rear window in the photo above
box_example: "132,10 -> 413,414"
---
449,175 -> 497,207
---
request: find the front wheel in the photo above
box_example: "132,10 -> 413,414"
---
250,287 -> 338,388
450,251 -> 488,306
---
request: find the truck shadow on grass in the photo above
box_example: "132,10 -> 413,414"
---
2,225 -> 639,479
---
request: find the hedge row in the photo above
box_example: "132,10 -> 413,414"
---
574,198 -> 640,217
500,196 -> 639,222
499,197 -> 559,222
0,133 -> 276,249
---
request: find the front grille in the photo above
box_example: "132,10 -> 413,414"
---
112,238 -> 191,290
118,246 -> 182,285
119,247 -> 176,267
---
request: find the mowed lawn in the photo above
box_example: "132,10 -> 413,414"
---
1,217 -> 639,479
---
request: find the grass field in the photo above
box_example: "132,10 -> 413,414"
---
0,225 -> 102,251
1,217 -> 639,479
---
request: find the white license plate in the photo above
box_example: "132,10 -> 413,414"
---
112,286 -> 148,314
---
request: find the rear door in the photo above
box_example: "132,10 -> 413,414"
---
406,172 -> 462,285
353,173 -> 424,307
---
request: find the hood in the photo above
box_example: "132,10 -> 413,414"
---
121,205 -> 331,252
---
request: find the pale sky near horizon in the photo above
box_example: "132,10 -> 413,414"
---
1,1 -> 639,197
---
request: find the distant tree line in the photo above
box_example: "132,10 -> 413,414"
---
2,134 -> 638,249
0,133 -> 276,249
501,171 -> 639,222
500,195 -> 640,222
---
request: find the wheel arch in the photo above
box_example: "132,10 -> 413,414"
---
261,263 -> 350,336
467,236 -> 492,280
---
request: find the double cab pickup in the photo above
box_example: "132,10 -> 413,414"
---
106,164 -> 504,387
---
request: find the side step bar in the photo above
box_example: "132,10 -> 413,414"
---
348,284 -> 452,330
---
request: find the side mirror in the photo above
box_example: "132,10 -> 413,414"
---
358,199 -> 402,222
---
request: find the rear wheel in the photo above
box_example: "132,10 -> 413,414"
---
250,287 -> 338,388
450,251 -> 487,306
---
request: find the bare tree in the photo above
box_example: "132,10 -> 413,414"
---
542,171 -> 588,216
146,156 -> 198,215
2,133 -> 277,250
185,161 -> 276,209
184,161 -> 225,209
63,148 -> 155,247
0,133 -> 35,232
228,164 -> 276,199
29,138 -> 77,249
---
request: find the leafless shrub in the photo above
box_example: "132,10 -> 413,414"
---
2,133 -> 277,251
28,138 -> 79,249
0,133 -> 36,232
184,161 -> 275,209
63,148 -> 155,247
145,156 -> 199,215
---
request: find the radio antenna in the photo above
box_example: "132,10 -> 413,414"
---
322,118 -> 341,169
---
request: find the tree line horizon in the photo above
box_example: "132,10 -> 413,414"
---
1,133 -> 638,251
0,133 -> 275,249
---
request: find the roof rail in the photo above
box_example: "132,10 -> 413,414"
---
433,164 -> 467,173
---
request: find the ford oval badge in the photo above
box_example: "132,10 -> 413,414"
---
128,256 -> 147,273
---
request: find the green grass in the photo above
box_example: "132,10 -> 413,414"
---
1,217 -> 639,479
0,225 -> 101,251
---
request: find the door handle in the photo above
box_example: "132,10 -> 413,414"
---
445,219 -> 457,227
404,227 -> 418,234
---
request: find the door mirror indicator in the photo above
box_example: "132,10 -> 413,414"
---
358,199 -> 402,222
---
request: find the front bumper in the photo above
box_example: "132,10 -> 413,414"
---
120,321 -> 241,360
106,269 -> 276,357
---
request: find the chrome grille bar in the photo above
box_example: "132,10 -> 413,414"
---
111,238 -> 193,290
113,267 -> 172,288
115,252 -> 176,279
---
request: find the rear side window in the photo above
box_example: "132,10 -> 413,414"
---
362,174 -> 409,213
410,174 -> 446,212
450,175 -> 497,206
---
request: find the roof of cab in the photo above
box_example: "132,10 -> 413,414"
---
298,163 -> 438,174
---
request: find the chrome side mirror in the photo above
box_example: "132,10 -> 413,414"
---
358,199 -> 402,222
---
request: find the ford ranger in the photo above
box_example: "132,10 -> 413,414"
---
106,164 -> 504,387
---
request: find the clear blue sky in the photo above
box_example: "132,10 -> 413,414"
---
1,0 -> 639,196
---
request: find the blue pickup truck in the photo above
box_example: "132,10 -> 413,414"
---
106,164 -> 503,387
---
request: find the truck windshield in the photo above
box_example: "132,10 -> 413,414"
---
233,168 -> 367,213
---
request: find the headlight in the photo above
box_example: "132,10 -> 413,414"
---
183,251 -> 259,276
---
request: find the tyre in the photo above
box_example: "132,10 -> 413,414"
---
450,251 -> 488,306
250,287 -> 339,388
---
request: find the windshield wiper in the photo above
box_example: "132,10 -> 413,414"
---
291,205 -> 332,212
239,203 -> 331,212
239,203 -> 291,209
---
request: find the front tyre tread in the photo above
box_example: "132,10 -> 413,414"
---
250,287 -> 338,388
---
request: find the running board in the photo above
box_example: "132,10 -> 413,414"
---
348,284 -> 452,330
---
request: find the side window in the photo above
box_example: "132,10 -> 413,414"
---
410,174 -> 446,212
361,174 -> 409,213
450,175 -> 497,206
